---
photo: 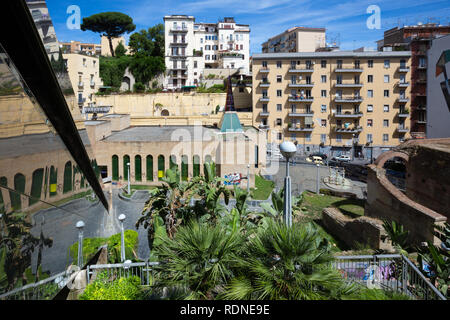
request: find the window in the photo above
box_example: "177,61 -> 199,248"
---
383,105 -> 389,112
306,133 -> 311,142
383,119 -> 389,127
383,134 -> 389,142
321,90 -> 327,97
276,61 -> 282,68
384,90 -> 389,97
205,45 -> 211,50
368,60 -> 373,68
384,60 -> 390,68
262,104 -> 268,112
368,75 -> 373,83
384,75 -> 390,83
239,87 -> 244,92
336,134 -> 342,142
277,90 -> 282,97
321,119 -> 327,127
321,60 -> 326,68
277,75 -> 282,83
276,118 -> 282,126
367,119 -> 373,127
321,75 -> 326,83
321,134 -> 326,143
367,90 -> 373,98
337,60 -> 342,68
400,59 -> 406,68
262,61 -> 267,68
277,132 -> 283,140
336,75 -> 342,84
193,61 -> 197,68
321,105 -> 327,112
367,134 -> 373,143
367,104 -> 373,112
276,104 -> 282,111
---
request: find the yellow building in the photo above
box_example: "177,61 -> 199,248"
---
63,53 -> 103,110
261,27 -> 326,53
101,36 -> 128,56
252,51 -> 412,160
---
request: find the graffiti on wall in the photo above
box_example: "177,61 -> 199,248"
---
224,173 -> 242,185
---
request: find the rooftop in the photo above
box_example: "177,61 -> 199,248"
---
253,50 -> 411,59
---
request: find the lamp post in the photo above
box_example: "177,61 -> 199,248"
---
118,214 -> 126,262
76,220 -> 85,267
280,141 -> 297,228
247,164 -> 250,194
127,162 -> 130,195
316,164 -> 320,195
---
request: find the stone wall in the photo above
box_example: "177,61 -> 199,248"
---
322,207 -> 392,250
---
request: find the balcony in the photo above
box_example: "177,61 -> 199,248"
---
334,82 -> 363,88
334,112 -> 363,118
259,68 -> 270,73
397,96 -> 409,103
259,81 -> 271,87
78,98 -> 86,105
288,126 -> 314,132
78,81 -> 84,88
288,67 -> 314,73
288,111 -> 314,117
334,67 -> 363,73
288,82 -> 314,88
289,95 -> 314,102
398,111 -> 409,118
170,53 -> 187,59
170,41 -> 188,46
170,26 -> 188,33
334,126 -> 363,133
260,96 -> 270,102
397,82 -> 410,88
171,66 -> 187,71
259,111 -> 270,117
417,65 -> 427,70
334,95 -> 363,103
259,124 -> 270,130
397,126 -> 409,133
90,81 -> 95,87
398,66 -> 410,72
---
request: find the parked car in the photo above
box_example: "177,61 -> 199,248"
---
311,152 -> 328,160
332,155 -> 351,162
306,156 -> 324,165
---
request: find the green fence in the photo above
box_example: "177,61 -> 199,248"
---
146,155 -> 153,181
63,161 -> 72,194
112,155 -> 119,181
135,155 -> 142,182
29,168 -> 44,206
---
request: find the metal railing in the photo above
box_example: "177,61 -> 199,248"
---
86,261 -> 160,286
333,254 -> 446,300
0,269 -> 75,300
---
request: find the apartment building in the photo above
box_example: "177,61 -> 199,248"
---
63,53 -> 102,110
163,15 -> 250,90
252,51 -> 412,160
60,41 -> 101,56
261,27 -> 326,53
378,23 -> 450,138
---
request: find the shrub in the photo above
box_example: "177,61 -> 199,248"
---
79,272 -> 142,300
133,82 -> 146,93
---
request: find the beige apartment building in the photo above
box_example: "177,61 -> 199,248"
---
252,51 -> 412,160
262,27 -> 326,53
63,53 -> 103,110
60,41 -> 102,56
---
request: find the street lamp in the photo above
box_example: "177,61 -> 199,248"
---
316,164 -> 320,195
280,141 -> 296,228
118,214 -> 126,262
127,162 -> 131,195
76,220 -> 85,267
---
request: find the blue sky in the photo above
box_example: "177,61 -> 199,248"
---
47,0 -> 450,54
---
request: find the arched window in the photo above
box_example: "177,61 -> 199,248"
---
63,161 -> 72,194
146,155 -> 153,181
123,155 -> 130,181
135,155 -> 142,182
205,155 -> 212,164
49,166 -> 57,197
169,155 -> 177,171
112,155 -> 119,181
161,109 -> 170,116
29,168 -> 44,206
11,173 -> 25,211
181,155 -> 188,181
193,155 -> 200,177
0,177 -> 7,213
158,155 -> 165,180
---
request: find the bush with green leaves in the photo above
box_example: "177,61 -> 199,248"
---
79,272 -> 142,300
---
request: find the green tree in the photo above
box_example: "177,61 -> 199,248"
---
114,41 -> 127,57
81,12 -> 135,57
151,221 -> 243,300
222,220 -> 355,300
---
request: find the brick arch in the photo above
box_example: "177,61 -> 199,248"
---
374,151 -> 409,169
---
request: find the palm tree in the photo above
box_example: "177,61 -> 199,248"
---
221,220 -> 355,300
151,221 -> 243,300
136,168 -> 197,249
